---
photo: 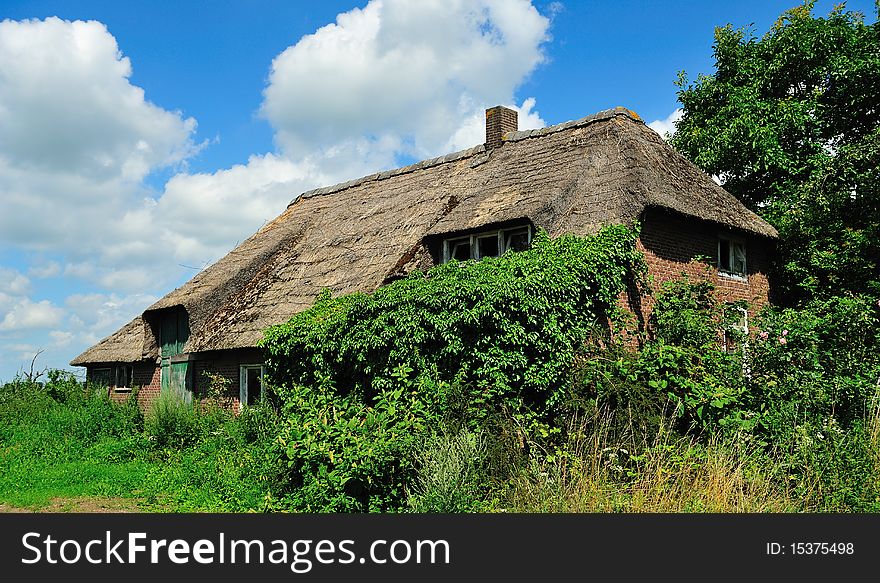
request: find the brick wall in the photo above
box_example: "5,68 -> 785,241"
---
97,362 -> 160,408
133,362 -> 161,409
192,353 -> 242,413
631,208 -> 773,326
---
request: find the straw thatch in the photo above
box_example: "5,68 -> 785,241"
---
71,106 -> 777,366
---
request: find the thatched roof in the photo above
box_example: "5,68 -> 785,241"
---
71,106 -> 777,366
70,316 -> 151,365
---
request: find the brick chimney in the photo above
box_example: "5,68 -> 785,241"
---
485,105 -> 518,149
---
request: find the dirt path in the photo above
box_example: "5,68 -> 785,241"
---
0,496 -> 143,513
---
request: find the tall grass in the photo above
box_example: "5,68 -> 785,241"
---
502,410 -> 800,513
0,374 -> 285,511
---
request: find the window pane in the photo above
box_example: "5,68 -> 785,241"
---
477,234 -> 499,258
719,239 -> 731,271
92,368 -> 111,386
503,228 -> 530,252
246,368 -> 261,406
732,243 -> 746,275
450,239 -> 471,261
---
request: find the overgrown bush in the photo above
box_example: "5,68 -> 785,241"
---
275,368 -> 439,512
575,274 -> 748,437
407,429 -> 488,512
144,390 -> 203,449
748,295 -> 880,433
261,226 -> 645,511
263,225 -> 645,415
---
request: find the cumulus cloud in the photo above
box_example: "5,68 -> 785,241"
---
262,0 -> 550,159
28,262 -> 62,279
0,298 -> 64,331
0,268 -> 31,295
0,17 -> 199,262
0,17 -> 197,181
49,330 -> 74,347
648,108 -> 683,140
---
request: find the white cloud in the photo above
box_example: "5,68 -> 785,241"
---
262,0 -> 550,159
0,17 -> 197,181
0,297 -> 64,331
648,108 -> 683,140
150,153 -> 328,265
28,262 -> 62,278
0,17 -> 199,271
49,330 -> 74,347
0,268 -> 30,295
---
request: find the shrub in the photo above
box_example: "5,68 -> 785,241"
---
575,274 -> 750,437
748,295 -> 880,436
407,429 -> 488,512
145,390 -> 202,449
274,367 -> 440,512
262,225 -> 645,431
649,270 -> 721,348
45,369 -> 87,404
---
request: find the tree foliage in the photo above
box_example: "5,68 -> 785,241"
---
671,1 -> 880,301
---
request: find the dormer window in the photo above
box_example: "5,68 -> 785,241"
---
442,225 -> 532,263
718,236 -> 747,279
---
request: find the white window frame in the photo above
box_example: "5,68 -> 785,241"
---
723,306 -> 749,351
442,225 -> 532,263
718,236 -> 747,280
114,364 -> 133,392
239,364 -> 266,407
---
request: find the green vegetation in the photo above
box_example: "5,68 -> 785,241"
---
671,0 -> 880,302
2,226 -> 879,512
0,371 -> 285,511
260,226 -> 644,511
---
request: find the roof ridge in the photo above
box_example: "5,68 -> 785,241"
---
288,106 -> 642,206
506,106 -> 642,141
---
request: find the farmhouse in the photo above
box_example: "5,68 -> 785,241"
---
71,106 -> 777,409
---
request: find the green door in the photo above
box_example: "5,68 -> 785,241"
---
159,308 -> 191,401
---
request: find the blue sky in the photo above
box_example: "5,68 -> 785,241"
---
0,0 -> 876,381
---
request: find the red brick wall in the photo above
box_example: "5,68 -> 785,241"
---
631,209 -> 773,326
133,362 -> 161,409
192,353 -> 245,414
98,362 -> 160,408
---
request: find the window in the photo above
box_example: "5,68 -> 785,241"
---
114,365 -> 133,392
718,236 -> 747,279
91,367 -> 112,387
442,225 -> 532,263
239,364 -> 266,407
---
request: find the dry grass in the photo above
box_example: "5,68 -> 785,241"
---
502,411 -> 799,513
867,386 -> 880,485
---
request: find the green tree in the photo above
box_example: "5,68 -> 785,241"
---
671,1 -> 880,302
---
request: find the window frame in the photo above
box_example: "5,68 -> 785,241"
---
441,224 -> 532,263
239,364 -> 266,408
723,305 -> 749,353
114,364 -> 134,393
718,235 -> 747,280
